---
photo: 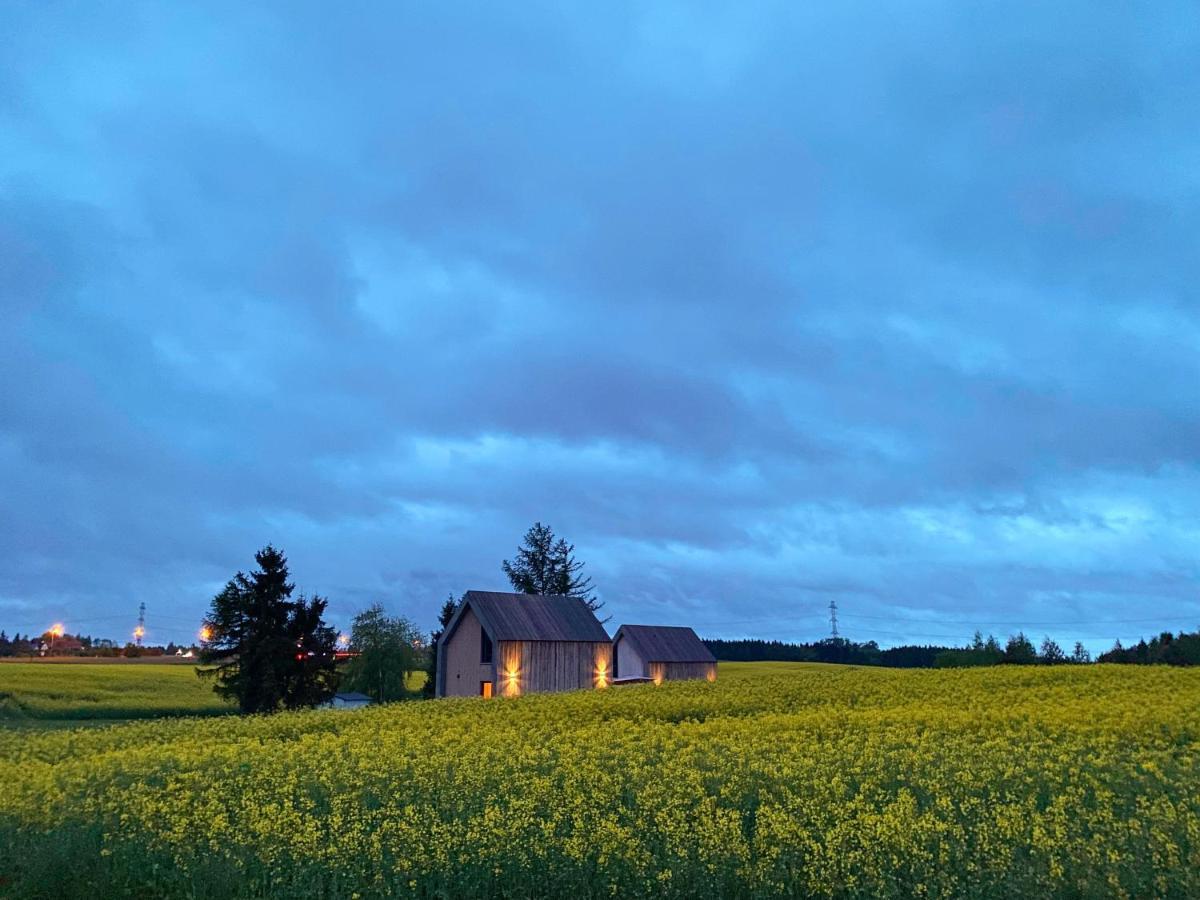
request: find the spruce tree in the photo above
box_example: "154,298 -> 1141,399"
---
502,522 -> 601,614
197,545 -> 338,713
1039,636 -> 1066,665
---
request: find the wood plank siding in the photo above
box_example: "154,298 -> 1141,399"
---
647,661 -> 717,684
499,640 -> 612,696
436,591 -> 613,698
615,625 -> 717,684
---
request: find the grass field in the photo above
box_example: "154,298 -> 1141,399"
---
0,661 -> 236,721
2,662 -> 1199,898
0,662 -> 428,724
0,657 -> 234,724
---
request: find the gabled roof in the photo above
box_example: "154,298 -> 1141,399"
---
614,624 -> 715,663
445,590 -> 610,643
332,692 -> 372,702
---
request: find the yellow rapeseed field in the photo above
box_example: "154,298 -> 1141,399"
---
2,662 -> 1198,898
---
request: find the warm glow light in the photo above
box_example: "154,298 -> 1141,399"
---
594,658 -> 609,689
133,625 -> 145,639
504,666 -> 520,697
706,667 -> 716,683
199,626 -> 213,642
50,623 -> 64,637
336,633 -> 350,648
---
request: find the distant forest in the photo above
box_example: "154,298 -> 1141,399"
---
706,629 -> 1200,668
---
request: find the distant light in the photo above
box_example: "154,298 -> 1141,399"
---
50,623 -> 64,637
133,626 -> 145,639
199,626 -> 213,642
336,633 -> 350,649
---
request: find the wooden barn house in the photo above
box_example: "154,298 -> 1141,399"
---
436,590 -> 613,698
612,625 -> 717,684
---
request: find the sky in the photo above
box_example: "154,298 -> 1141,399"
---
1,2 -> 1198,651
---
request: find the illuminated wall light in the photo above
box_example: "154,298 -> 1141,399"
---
594,657 -> 609,689
505,667 -> 521,698
706,667 -> 716,683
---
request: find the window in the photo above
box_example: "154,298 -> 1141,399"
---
480,681 -> 493,698
480,630 -> 493,664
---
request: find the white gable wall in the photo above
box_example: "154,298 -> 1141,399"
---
615,634 -> 646,678
442,605 -> 495,697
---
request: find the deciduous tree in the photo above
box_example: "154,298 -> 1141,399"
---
342,603 -> 421,702
1003,632 -> 1037,665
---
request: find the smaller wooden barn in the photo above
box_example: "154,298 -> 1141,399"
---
612,625 -> 717,684
436,591 -> 613,698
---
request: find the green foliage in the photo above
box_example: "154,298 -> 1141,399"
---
1003,632 -> 1038,665
197,546 -> 338,713
0,634 -> 36,657
1098,629 -> 1200,665
1039,637 -> 1067,664
713,629 -> 1099,670
502,521 -> 601,614
341,604 -> 421,702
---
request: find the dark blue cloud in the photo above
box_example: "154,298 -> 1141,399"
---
1,1 -> 1197,650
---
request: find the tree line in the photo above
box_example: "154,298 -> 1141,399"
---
706,629 -> 1200,668
0,632 -> 200,658
1096,631 -> 1200,666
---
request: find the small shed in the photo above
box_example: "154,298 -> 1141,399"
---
326,691 -> 373,709
612,625 -> 717,684
436,590 -> 612,698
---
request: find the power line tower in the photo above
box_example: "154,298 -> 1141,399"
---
134,602 -> 146,646
829,599 -> 839,638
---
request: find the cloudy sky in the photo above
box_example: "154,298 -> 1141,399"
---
2,2 -> 1197,650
